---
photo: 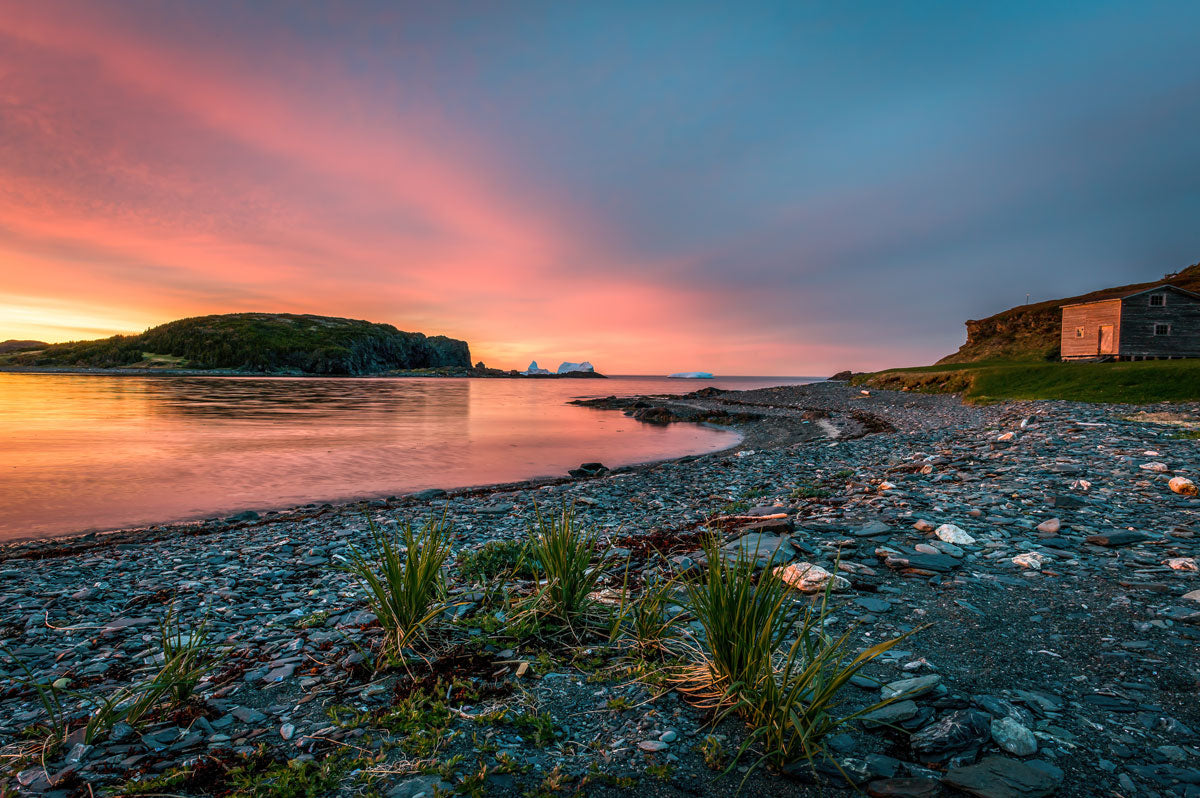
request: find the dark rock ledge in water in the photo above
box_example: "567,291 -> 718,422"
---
1,381 -> 1198,797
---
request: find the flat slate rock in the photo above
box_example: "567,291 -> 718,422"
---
855,521 -> 893,537
867,778 -> 943,798
739,516 -> 794,535
1081,693 -> 1140,713
885,553 -> 961,572
1046,493 -> 1087,509
721,533 -> 795,567
942,756 -> 1063,798
1085,531 -> 1151,547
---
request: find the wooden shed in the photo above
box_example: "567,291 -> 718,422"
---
1060,284 -> 1200,360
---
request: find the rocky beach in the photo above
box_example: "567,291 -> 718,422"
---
2,382 -> 1197,798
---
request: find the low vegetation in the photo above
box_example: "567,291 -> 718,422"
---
515,505 -> 616,635
4,506 -> 918,794
1,609 -> 218,758
677,539 -> 915,777
856,358 -> 1200,403
342,515 -> 454,655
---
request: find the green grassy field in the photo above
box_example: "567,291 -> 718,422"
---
855,359 -> 1200,404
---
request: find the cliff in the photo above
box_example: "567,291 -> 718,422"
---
937,261 -> 1200,364
3,313 -> 471,375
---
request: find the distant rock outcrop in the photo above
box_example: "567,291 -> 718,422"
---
523,361 -> 553,375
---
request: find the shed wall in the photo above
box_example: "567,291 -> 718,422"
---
1060,300 -> 1121,359
1119,291 -> 1200,357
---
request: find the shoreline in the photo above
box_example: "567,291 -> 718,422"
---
0,419 -> 748,558
2,382 -> 1197,797
0,365 -> 610,379
0,381 -> 891,556
0,381 -> 826,554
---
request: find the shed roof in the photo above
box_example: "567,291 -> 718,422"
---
1061,283 -> 1200,309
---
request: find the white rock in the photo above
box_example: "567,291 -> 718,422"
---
1140,461 -> 1169,472
1012,552 -> 1046,570
1183,589 -> 1200,603
774,562 -> 850,593
935,523 -> 976,545
1166,558 -> 1198,572
1036,518 -> 1061,534
878,481 -> 897,491
997,432 -> 1015,441
991,716 -> 1038,756
1169,476 -> 1197,496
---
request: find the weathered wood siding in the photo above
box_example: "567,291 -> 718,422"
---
1119,289 -> 1200,357
1061,300 -> 1121,359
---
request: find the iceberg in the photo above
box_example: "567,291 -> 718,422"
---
523,360 -> 553,375
556,361 -> 594,374
668,371 -> 714,379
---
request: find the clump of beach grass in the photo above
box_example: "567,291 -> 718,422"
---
515,504 -> 617,637
343,514 -> 453,654
677,537 -> 920,779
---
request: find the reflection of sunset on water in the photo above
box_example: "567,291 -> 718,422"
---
0,374 -> 778,542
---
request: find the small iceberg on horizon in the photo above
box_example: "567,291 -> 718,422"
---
523,360 -> 553,375
557,361 -> 594,374
668,371 -> 714,379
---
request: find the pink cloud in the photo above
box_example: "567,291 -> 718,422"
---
0,2 -> 873,374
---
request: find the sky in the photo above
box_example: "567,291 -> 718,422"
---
2,1 -> 1199,374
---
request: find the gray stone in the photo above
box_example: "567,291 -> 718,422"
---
991,717 -> 1037,756
720,533 -> 795,568
855,521 -> 893,537
861,700 -> 919,728
910,709 -> 992,763
882,675 -> 943,700
942,756 -> 1063,797
1086,531 -> 1151,547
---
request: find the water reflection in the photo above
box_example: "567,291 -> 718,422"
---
0,374 -> 814,541
141,377 -> 470,421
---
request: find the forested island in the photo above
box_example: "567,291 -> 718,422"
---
0,313 -> 471,376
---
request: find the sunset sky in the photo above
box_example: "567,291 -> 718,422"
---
2,1 -> 1199,374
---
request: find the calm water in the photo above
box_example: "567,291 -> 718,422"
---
0,374 -> 817,541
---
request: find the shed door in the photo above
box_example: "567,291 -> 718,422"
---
1099,325 -> 1115,354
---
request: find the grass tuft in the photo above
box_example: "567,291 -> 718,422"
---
516,504 -> 616,635
676,537 -> 920,778
343,514 -> 453,654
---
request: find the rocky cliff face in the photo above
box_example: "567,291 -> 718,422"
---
938,262 -> 1200,364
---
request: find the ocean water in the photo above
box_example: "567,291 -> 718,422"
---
0,374 -> 818,542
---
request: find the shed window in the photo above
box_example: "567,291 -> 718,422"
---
1154,323 -> 1171,336
1149,293 -> 1166,306
1075,327 -> 1084,338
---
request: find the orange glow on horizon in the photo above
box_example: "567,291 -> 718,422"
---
0,1 -> 939,375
